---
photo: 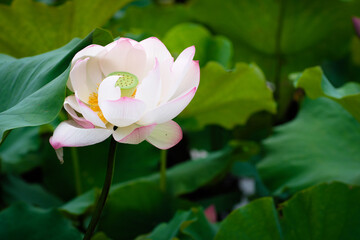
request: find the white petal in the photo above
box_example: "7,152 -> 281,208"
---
125,43 -> 148,80
158,58 -> 174,102
69,58 -> 93,103
140,37 -> 172,63
104,41 -> 117,51
171,60 -> 200,100
67,44 -> 105,93
99,97 -> 147,127
86,57 -> 104,91
146,121 -> 182,149
135,60 -> 161,109
113,124 -> 156,144
100,39 -> 133,76
71,44 -> 105,66
97,76 -> 121,103
138,87 -> 197,125
49,120 -> 113,149
64,96 -> 95,129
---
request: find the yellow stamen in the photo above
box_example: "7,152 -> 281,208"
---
131,89 -> 137,98
88,92 -> 107,123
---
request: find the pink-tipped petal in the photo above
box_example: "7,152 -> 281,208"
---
138,87 -> 197,125
99,97 -> 147,127
140,37 -> 172,63
113,124 -> 156,144
146,121 -> 182,149
135,59 -> 161,109
70,58 -> 93,103
49,121 -> 113,149
163,46 -> 195,102
75,93 -> 107,128
171,60 -> 200,100
64,96 -> 95,129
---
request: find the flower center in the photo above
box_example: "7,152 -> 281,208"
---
108,71 -> 139,98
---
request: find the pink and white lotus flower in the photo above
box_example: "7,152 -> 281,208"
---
50,37 -> 199,161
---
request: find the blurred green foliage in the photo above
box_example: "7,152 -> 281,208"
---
0,0 -> 360,239
215,182 -> 360,240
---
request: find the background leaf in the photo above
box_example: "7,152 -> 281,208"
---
180,62 -> 276,129
0,29 -> 112,143
0,202 -> 82,240
163,23 -> 233,68
110,3 -> 190,39
189,0 -> 357,115
145,207 -> 216,240
0,127 -> 41,173
215,197 -> 282,240
215,182 -> 360,240
1,174 -> 63,208
293,66 -> 360,122
257,97 -> 360,195
0,0 -> 132,57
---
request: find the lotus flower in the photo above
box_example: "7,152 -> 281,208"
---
50,37 -> 199,161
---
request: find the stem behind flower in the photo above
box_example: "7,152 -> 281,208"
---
71,147 -> 82,195
83,138 -> 117,240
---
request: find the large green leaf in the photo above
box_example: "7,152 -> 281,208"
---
293,66 -> 360,122
257,97 -> 360,195
163,23 -> 233,68
1,174 -> 63,208
0,29 -> 112,143
0,0 -> 131,57
109,3 -> 190,39
280,182 -> 360,240
190,0 -> 355,77
215,198 -> 282,240
189,0 -> 357,115
144,207 -> 216,240
0,127 -> 41,173
0,203 -> 82,239
180,62 -> 276,129
215,182 -> 360,240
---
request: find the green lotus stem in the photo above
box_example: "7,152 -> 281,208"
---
83,138 -> 117,240
160,150 -> 167,192
71,147 -> 82,195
